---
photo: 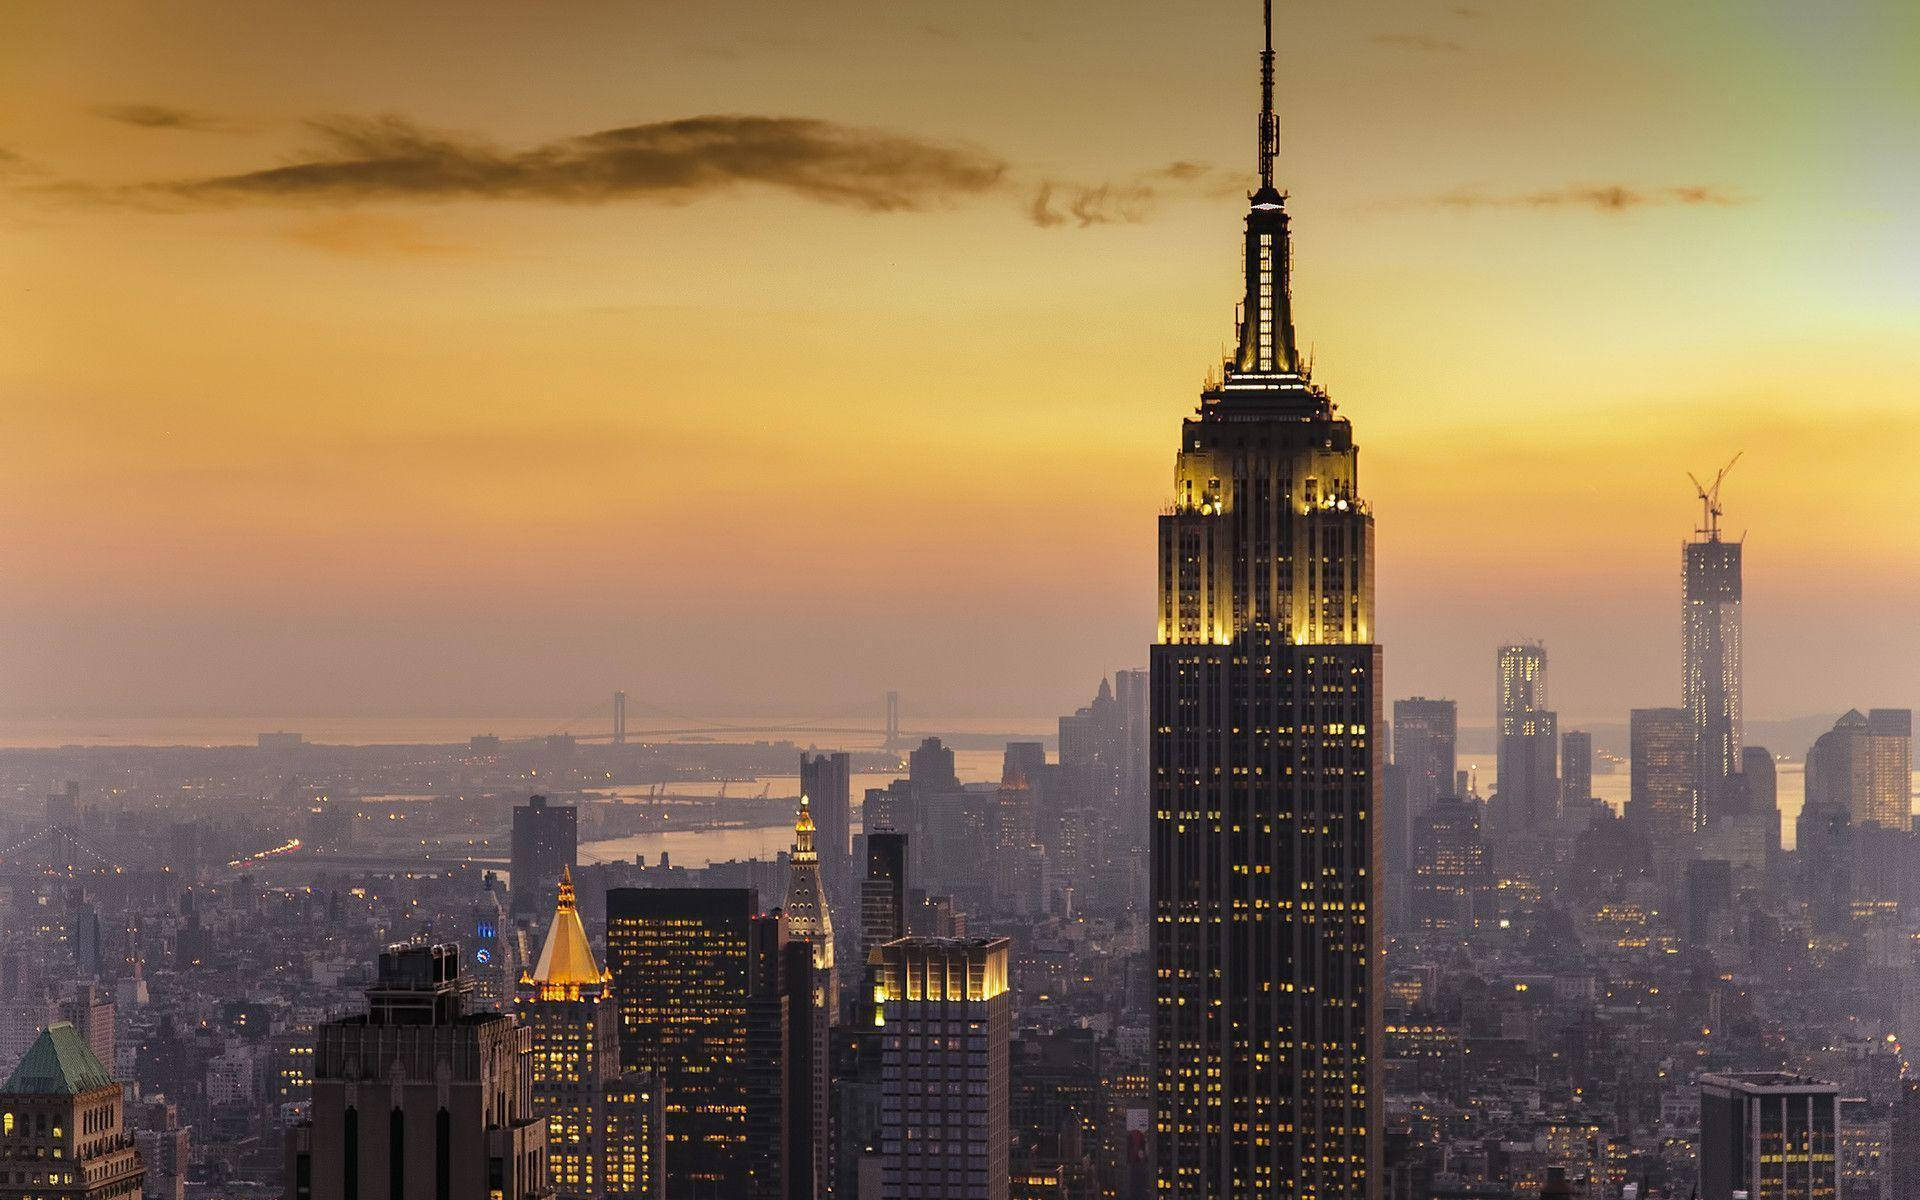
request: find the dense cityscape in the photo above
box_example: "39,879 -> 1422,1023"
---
4,6 -> 1915,1200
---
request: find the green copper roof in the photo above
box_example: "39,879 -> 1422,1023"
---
2,1022 -> 115,1095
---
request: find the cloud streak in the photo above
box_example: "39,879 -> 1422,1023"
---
85,113 -> 1007,213
91,103 -> 241,133
1437,183 -> 1744,213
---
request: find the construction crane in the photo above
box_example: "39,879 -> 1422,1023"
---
1688,452 -> 1742,540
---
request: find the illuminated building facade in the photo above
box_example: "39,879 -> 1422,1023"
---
1865,709 -> 1913,830
604,888 -> 786,1200
1698,1073 -> 1838,1200
291,943 -> 553,1200
874,937 -> 1011,1200
515,871 -> 622,1200
1496,644 -> 1558,832
1805,710 -> 1912,832
1410,797 -> 1490,934
1149,6 -> 1379,1196
0,1021 -> 145,1200
1629,708 -> 1700,848
781,799 -> 835,1200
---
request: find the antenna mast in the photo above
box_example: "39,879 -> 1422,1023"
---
1688,452 -> 1743,540
1258,0 -> 1277,190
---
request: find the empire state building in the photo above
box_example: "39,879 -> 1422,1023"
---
1151,4 -> 1380,1197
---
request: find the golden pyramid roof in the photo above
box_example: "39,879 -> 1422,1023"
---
525,868 -> 609,999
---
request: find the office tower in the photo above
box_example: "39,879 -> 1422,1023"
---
1496,644 -> 1558,831
1867,710 -> 1913,830
1562,731 -> 1593,808
1685,859 -> 1734,942
1150,7 -> 1379,1196
1742,745 -> 1780,859
1698,1073 -> 1838,1200
1411,796 -> 1490,934
1114,667 -> 1151,808
1394,699 -> 1458,810
604,888 -> 786,1200
799,751 -> 852,885
1684,475 -> 1744,822
601,1076 -> 665,1200
1391,699 -> 1458,908
516,871 -> 618,1200
1008,1028 -> 1105,1200
60,983 -> 115,1069
909,738 -> 957,791
0,1021 -> 144,1200
1805,710 -> 1911,832
1629,708 -> 1699,845
859,834 -> 909,969
873,937 -> 1011,1200
512,796 -> 578,918
290,943 -> 552,1200
781,799 -> 835,1200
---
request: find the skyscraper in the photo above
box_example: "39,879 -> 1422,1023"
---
512,796 -> 578,918
1867,709 -> 1913,831
1630,707 -> 1699,849
799,752 -> 851,887
1390,699 -> 1458,913
1393,699 -> 1457,811
291,943 -> 553,1200
516,871 -> 620,1200
873,937 -> 1011,1200
1561,730 -> 1594,809
1742,745 -> 1780,859
1496,643 -> 1558,831
1805,710 -> 1912,832
1699,1073 -> 1838,1200
1684,466 -> 1744,823
781,799 -> 835,1200
604,888 -> 786,1200
1150,6 -> 1379,1196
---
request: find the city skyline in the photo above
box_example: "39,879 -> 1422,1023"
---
5,1 -> 1918,725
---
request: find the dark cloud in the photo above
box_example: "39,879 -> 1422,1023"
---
87,114 -> 1007,213
1438,184 -> 1745,212
1372,32 -> 1467,53
91,103 -> 239,132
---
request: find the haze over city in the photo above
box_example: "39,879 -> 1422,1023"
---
4,0 -> 1916,728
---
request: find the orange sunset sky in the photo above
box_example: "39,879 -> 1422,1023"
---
2,1 -> 1916,728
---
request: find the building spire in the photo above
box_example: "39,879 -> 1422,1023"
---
1230,0 -> 1302,378
1259,0 -> 1277,192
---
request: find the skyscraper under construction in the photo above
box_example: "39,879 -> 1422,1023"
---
1150,4 -> 1380,1197
1684,459 -> 1744,822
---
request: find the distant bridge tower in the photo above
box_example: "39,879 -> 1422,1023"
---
883,691 -> 903,753
613,690 -> 628,746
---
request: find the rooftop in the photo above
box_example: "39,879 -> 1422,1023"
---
2,1022 -> 116,1096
